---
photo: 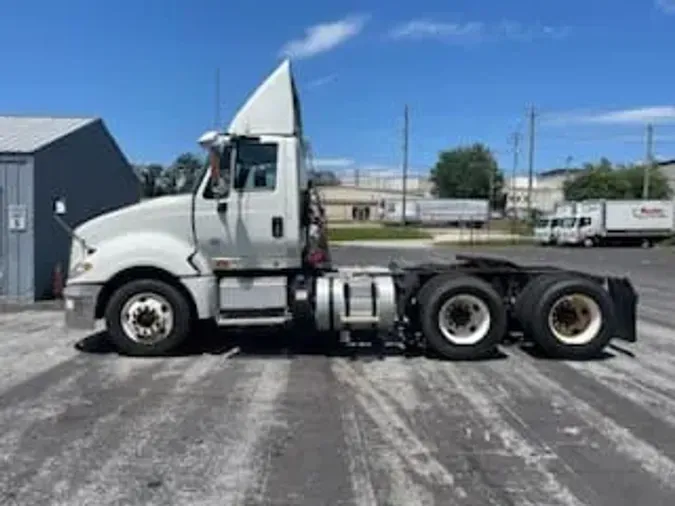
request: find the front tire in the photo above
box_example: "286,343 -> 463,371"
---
417,274 -> 507,360
105,279 -> 192,356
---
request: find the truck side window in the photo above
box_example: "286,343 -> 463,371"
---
234,142 -> 278,191
203,146 -> 231,199
580,217 -> 591,226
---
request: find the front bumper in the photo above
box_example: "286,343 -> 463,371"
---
63,283 -> 102,330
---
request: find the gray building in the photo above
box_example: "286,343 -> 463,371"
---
0,115 -> 140,301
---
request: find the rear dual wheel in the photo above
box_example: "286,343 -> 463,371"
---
417,274 -> 507,360
515,274 -> 614,359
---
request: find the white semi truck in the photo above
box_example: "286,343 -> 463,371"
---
558,199 -> 674,247
59,60 -> 638,360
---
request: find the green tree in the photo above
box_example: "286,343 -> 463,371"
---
309,170 -> 340,186
158,153 -> 206,194
563,158 -> 672,200
430,143 -> 504,208
139,163 -> 164,197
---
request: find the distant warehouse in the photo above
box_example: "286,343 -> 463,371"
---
0,115 -> 140,302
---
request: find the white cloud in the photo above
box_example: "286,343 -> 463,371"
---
656,0 -> 675,14
314,157 -> 354,168
389,20 -> 484,42
279,15 -> 368,60
306,74 -> 337,89
547,106 -> 675,126
498,21 -> 570,41
389,19 -> 570,43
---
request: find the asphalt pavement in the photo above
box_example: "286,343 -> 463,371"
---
1,245 -> 675,505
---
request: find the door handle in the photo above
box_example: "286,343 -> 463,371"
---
217,201 -> 228,213
272,216 -> 284,238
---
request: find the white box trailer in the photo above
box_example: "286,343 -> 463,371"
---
560,199 -> 674,247
380,199 -> 419,223
381,198 -> 489,227
416,199 -> 489,227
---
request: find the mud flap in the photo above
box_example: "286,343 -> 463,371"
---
606,277 -> 638,342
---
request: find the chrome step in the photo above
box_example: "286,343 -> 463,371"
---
216,315 -> 290,327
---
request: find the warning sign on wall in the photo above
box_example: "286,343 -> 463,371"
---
7,204 -> 27,232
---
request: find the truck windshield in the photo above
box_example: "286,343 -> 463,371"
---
535,219 -> 550,227
561,217 -> 577,227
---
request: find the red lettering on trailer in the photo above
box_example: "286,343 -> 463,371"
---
631,206 -> 667,218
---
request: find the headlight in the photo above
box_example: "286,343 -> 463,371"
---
69,261 -> 93,278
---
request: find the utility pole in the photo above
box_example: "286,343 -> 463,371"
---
510,132 -> 520,210
643,123 -> 654,199
215,68 -> 221,128
402,104 -> 409,225
526,106 -> 536,217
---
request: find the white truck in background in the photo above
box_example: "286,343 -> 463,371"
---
380,198 -> 489,228
533,214 -> 562,245
56,60 -> 638,361
551,202 -> 578,245
559,199 -> 674,247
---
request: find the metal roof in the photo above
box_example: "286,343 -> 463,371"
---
0,115 -> 97,153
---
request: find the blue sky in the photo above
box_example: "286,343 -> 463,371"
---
2,0 -> 675,179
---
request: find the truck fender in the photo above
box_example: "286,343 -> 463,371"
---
73,231 -> 211,283
71,233 -> 217,321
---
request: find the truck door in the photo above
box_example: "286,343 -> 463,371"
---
193,137 -> 292,271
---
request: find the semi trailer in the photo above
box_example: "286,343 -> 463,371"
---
381,198 -> 489,227
60,60 -> 638,360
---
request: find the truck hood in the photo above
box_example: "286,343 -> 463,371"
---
73,194 -> 194,245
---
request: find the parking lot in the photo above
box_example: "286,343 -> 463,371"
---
1,245 -> 675,506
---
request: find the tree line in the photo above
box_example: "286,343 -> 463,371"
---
429,144 -> 672,209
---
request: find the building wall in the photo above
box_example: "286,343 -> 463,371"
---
318,185 -> 427,222
338,173 -> 433,194
0,155 -> 35,300
505,174 -> 567,216
33,120 -> 140,299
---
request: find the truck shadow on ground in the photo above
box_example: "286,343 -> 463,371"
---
74,329 -> 626,362
512,341 -> 616,362
74,328 -> 512,362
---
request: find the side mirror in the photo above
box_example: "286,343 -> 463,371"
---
209,145 -> 233,199
54,198 -> 67,215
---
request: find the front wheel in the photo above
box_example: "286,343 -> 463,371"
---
105,279 -> 192,356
